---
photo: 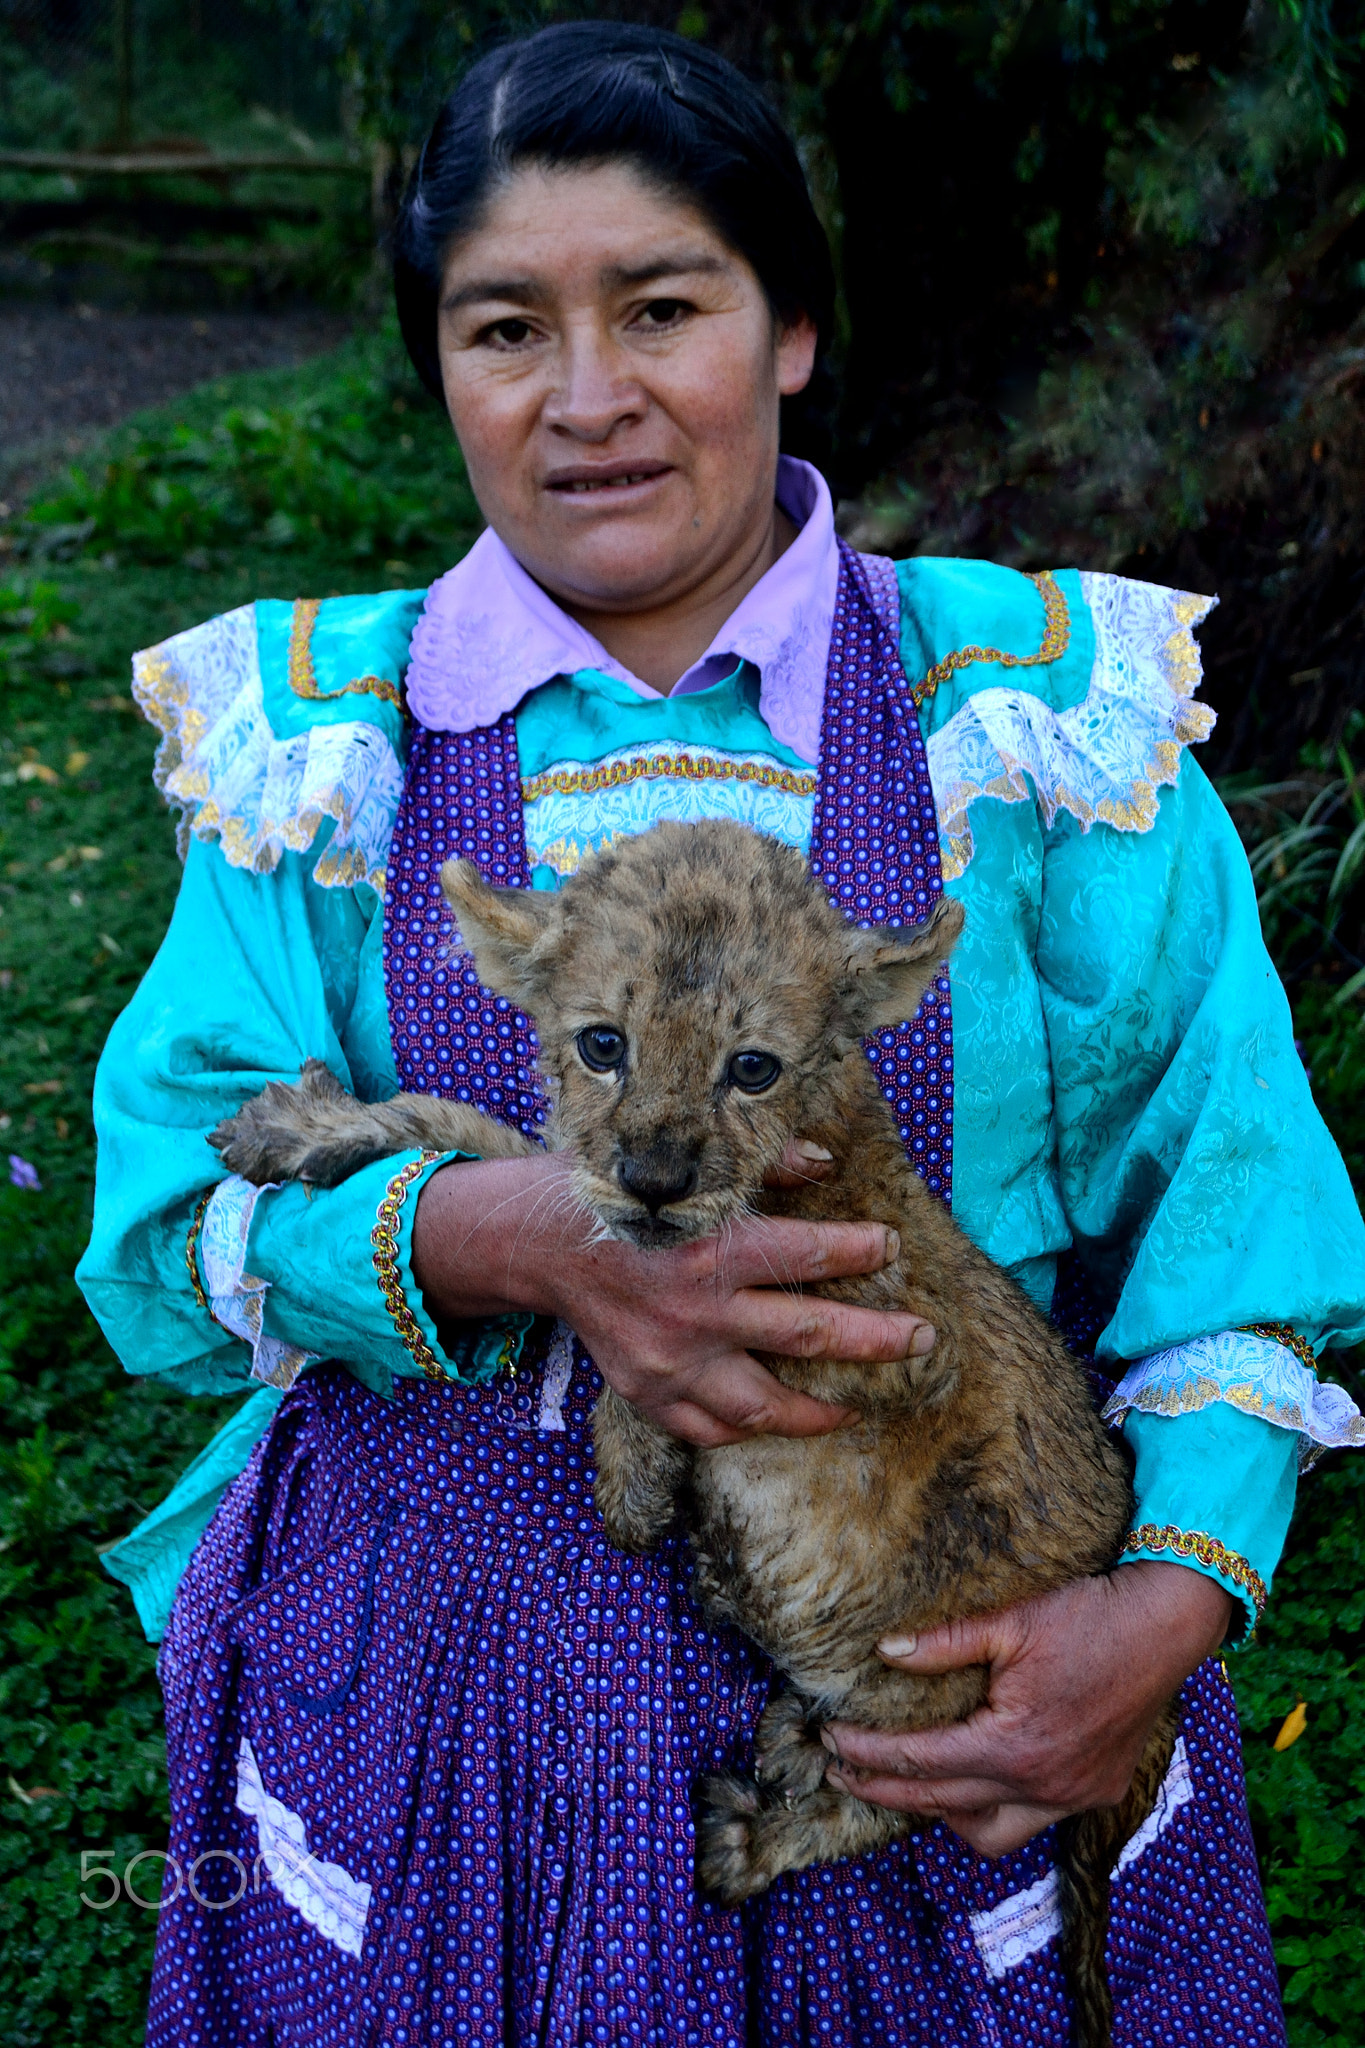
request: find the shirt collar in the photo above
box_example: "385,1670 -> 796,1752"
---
404,455 -> 838,764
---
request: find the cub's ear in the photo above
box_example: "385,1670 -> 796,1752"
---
844,893 -> 965,1033
439,860 -> 562,1010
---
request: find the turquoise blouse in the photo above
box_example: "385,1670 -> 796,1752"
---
80,564 -> 1365,1642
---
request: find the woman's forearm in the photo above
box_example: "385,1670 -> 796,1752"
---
410,1154 -> 580,1321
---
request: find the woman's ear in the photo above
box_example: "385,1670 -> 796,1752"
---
776,311 -> 819,397
439,860 -> 563,1010
844,894 -> 965,1032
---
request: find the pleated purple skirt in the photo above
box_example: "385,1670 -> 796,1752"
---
147,1351 -> 1286,2047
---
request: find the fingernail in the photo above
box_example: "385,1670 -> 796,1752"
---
908,1323 -> 935,1355
796,1140 -> 833,1162
879,1633 -> 918,1659
882,1228 -> 901,1264
820,1728 -> 839,1757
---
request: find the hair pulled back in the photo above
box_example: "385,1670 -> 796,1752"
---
393,21 -> 837,470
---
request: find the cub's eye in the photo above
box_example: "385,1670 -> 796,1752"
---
727,1050 -> 782,1094
577,1026 -> 626,1073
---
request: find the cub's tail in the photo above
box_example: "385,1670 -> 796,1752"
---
1055,1699 -> 1181,2048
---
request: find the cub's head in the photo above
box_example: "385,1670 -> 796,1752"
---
441,819 -> 962,1248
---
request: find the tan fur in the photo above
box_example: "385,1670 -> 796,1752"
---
212,820 -> 1177,2048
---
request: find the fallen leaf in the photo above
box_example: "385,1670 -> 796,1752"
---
24,1079 -> 62,1095
16,762 -> 59,786
78,845 -> 103,861
6,1775 -> 57,1805
99,933 -> 121,954
1273,1700 -> 1308,1751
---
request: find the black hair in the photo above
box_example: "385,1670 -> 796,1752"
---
392,21 -> 837,470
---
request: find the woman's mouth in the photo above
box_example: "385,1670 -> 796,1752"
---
545,465 -> 671,496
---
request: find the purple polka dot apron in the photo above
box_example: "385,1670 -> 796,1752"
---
147,547 -> 1284,2047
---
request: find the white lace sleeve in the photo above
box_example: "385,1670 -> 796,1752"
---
131,605 -> 402,894
199,1175 -> 318,1392
925,572 -> 1217,881
1103,1329 -> 1365,1470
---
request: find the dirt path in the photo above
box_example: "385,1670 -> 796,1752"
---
0,306 -> 352,498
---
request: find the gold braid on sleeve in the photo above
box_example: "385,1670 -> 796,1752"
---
186,1186 -> 219,1322
913,569 -> 1070,709
371,1154 -> 447,1383
1121,1523 -> 1268,1626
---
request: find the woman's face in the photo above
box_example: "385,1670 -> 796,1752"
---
436,160 -> 817,618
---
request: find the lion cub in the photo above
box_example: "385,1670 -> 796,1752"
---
214,819 -> 1176,2048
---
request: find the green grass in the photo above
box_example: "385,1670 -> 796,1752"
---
0,329 -> 1363,2044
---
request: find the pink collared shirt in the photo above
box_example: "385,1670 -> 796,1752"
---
404,456 -> 840,765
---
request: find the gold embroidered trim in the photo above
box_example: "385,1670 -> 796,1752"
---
1122,1523 -> 1267,1623
521,750 -> 818,805
288,596 -> 403,711
1240,1322 -> 1320,1379
913,570 -> 1070,710
371,1154 -> 447,1383
186,1187 -> 218,1320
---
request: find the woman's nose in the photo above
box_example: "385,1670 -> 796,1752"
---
543,326 -> 646,439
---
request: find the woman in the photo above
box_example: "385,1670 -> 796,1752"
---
80,22 -> 1365,2046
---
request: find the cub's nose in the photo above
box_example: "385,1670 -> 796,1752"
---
616,1156 -> 699,1214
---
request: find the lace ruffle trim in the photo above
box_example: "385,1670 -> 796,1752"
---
1103,1329 -> 1365,1471
132,604 -> 402,895
199,1174 -> 318,1392
925,571 -> 1217,882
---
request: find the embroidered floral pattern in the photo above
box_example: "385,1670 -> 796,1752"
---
132,606 -> 403,894
370,1154 -> 445,1382
1240,1319 -> 1321,1379
1122,1523 -> 1267,1622
521,749 -> 817,804
287,596 -> 403,709
925,572 -> 1217,881
523,741 -> 816,879
1104,1328 -> 1365,1470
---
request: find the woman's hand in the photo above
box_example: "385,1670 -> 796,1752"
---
410,1145 -> 936,1446
822,1561 -> 1232,1856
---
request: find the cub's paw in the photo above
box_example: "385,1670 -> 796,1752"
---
695,1772 -> 771,1905
211,1059 -> 378,1188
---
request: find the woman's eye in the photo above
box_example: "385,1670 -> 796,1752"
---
727,1050 -> 781,1094
485,318 -> 533,347
637,298 -> 688,328
577,1027 -> 627,1073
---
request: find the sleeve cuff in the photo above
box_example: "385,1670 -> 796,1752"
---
1116,1402 -> 1300,1643
1118,1523 -> 1267,1644
241,1149 -> 530,1394
373,1151 -> 533,1387
199,1174 -> 321,1391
